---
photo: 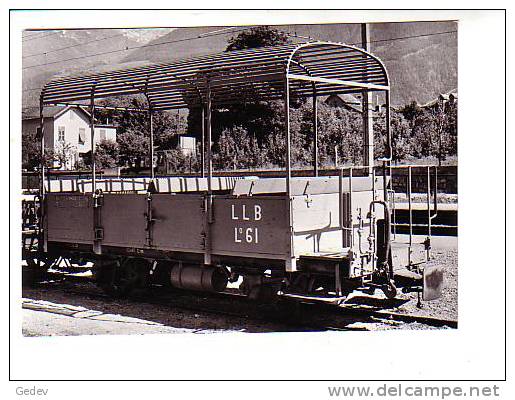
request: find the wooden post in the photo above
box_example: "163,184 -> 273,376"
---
361,23 -> 374,174
385,89 -> 392,160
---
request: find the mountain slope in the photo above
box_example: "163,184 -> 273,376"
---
22,28 -> 172,108
124,21 -> 457,105
21,22 -> 456,109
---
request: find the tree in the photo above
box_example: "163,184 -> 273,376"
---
398,101 -> 423,123
152,110 -> 186,150
226,26 -> 290,51
407,104 -> 457,163
22,130 -> 57,171
94,139 -> 119,169
22,131 -> 41,170
410,110 -> 436,158
96,97 -> 185,168
314,102 -> 363,166
187,27 -> 293,170
213,126 -> 264,170
445,101 -> 458,156
117,129 -> 149,169
430,104 -> 447,166
159,148 -> 198,174
54,142 -> 75,169
374,110 -> 412,163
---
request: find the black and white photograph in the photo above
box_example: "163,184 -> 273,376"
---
7,7 -> 508,397
20,20 -> 459,335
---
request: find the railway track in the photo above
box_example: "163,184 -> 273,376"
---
23,271 -> 457,331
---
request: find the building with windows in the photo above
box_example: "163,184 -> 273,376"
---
324,93 -> 385,114
22,105 -> 116,170
421,88 -> 458,111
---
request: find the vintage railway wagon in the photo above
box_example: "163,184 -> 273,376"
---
24,41 -> 444,303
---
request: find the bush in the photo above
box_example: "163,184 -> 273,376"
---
159,148 -> 199,174
213,126 -> 265,170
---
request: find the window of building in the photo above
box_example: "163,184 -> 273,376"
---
99,129 -> 106,141
58,126 -> 65,142
78,128 -> 85,145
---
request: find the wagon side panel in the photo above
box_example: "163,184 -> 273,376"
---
211,196 -> 288,259
151,194 -> 206,252
291,193 -> 344,255
46,193 -> 94,244
101,194 -> 147,248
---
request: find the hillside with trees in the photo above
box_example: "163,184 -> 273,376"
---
22,25 -> 458,172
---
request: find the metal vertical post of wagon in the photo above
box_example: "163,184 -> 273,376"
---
206,79 -> 212,199
90,87 -> 103,255
149,105 -> 155,180
284,75 -> 295,271
426,166 -> 432,260
201,106 -> 205,178
384,89 -> 393,203
38,93 -> 47,253
204,77 -> 213,266
89,87 -> 96,192
408,166 -> 413,266
312,84 -> 318,177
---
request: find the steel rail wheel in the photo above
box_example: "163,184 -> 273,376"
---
95,257 -> 151,297
22,254 -> 57,285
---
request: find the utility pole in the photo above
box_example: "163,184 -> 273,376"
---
361,23 -> 374,174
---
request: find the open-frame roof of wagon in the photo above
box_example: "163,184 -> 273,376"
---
38,41 -> 392,222
41,41 -> 390,110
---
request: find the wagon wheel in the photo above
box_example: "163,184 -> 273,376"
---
96,258 -> 151,297
381,280 -> 398,299
22,254 -> 57,285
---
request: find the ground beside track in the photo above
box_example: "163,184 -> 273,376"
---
21,235 -> 458,336
22,305 -> 195,336
22,288 -> 299,335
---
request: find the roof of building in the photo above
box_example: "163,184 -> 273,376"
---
41,41 -> 390,111
326,93 -> 361,104
22,105 -> 116,128
22,105 -> 91,120
421,88 -> 458,108
325,93 -> 363,112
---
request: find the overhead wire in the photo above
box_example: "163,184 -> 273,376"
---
22,26 -> 253,70
23,32 -> 128,59
24,27 -> 242,59
349,29 -> 457,46
22,30 -> 62,42
22,28 -> 457,94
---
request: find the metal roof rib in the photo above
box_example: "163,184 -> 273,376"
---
42,41 -> 389,110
